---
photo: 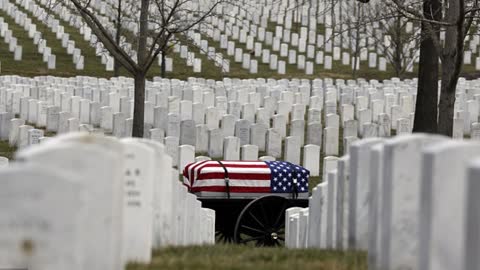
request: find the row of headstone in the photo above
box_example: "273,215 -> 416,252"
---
115,0 -> 477,76
46,0 -> 198,74
27,0 -> 403,75
0,17 -> 23,61
1,0 -> 59,69
6,0 -> 480,76
195,0 -> 420,75
4,75 -> 480,157
0,75 -> 459,150
286,134 -> 480,270
0,156 -> 8,168
27,0 -> 131,71
196,23 -> 320,75
0,132 -> 215,270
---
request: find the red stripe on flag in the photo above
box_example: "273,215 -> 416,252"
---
187,160 -> 209,186
199,163 -> 268,168
191,186 -> 271,193
196,172 -> 271,181
197,162 -> 268,176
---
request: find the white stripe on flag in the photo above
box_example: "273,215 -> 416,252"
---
199,166 -> 271,174
216,161 -> 267,165
195,161 -> 267,167
192,161 -> 208,182
193,179 -> 271,187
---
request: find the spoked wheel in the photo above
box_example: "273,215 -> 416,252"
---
213,204 -> 241,244
216,229 -> 234,243
234,195 -> 289,247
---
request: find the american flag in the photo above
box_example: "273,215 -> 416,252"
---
183,160 -> 309,194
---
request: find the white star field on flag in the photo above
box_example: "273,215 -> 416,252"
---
265,161 -> 309,193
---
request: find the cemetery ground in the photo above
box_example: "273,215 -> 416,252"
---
127,245 -> 366,270
0,137 -> 324,189
0,92 -> 349,267
0,139 -> 14,159
0,6 -> 417,82
2,5 -> 480,83
0,113 -> 327,188
0,140 -> 364,269
4,36 -> 480,82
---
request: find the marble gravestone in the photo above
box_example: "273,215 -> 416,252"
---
0,164 -> 85,270
348,138 -> 384,250
303,145 -> 320,176
378,135 -> 446,270
179,145 -> 195,173
208,129 -> 223,158
180,120 -> 196,146
465,157 -> 480,270
224,136 -> 240,160
235,119 -> 251,146
16,133 -> 125,270
137,139 -> 175,247
165,136 -> 180,167
368,144 -> 384,270
120,139 -> 155,264
326,170 -> 338,248
307,183 -> 327,248
285,136 -> 301,164
336,155 -> 350,250
241,145 -> 259,161
0,156 -> 8,168
418,141 -> 480,270
286,207 -> 303,248
266,128 -> 282,158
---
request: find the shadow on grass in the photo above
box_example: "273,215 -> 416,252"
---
0,140 -> 16,160
128,244 -> 367,270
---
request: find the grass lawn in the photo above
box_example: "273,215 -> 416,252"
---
0,0 -> 434,81
127,245 -> 367,270
0,141 -> 366,270
0,140 -> 15,160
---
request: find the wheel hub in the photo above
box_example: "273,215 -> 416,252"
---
270,232 -> 278,240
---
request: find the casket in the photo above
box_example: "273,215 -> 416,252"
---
183,160 -> 310,198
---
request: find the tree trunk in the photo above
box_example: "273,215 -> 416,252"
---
438,49 -> 464,136
161,51 -> 166,77
113,0 -> 122,77
131,0 -> 150,138
352,3 -> 361,79
437,0 -> 465,136
392,13 -> 403,78
438,60 -> 457,136
133,73 -> 146,138
412,0 -> 441,133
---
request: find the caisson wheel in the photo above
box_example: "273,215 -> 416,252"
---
234,195 -> 289,246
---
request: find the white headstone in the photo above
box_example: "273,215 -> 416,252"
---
348,138 -> 384,250
303,144 -> 320,176
418,141 -> 480,270
377,135 -> 446,270
0,165 -> 84,270
120,139 -> 155,264
223,136 -> 240,160
241,145 -> 259,161
16,134 -> 125,270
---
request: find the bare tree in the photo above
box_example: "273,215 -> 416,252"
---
326,0 -> 419,79
362,0 -> 441,133
113,0 -> 124,76
356,0 -> 479,136
359,3 -> 420,78
390,0 -> 479,136
413,0 -> 441,134
63,0 -> 229,137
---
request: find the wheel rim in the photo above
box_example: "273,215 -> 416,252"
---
216,230 -> 234,243
234,195 -> 288,247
